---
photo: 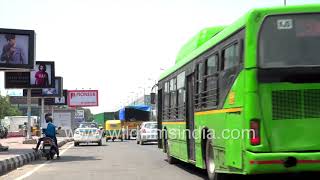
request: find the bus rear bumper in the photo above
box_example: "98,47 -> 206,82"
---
245,151 -> 320,174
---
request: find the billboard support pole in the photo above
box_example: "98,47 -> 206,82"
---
51,105 -> 54,118
26,89 -> 32,139
41,98 -> 44,128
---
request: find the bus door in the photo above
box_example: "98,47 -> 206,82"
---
186,74 -> 195,161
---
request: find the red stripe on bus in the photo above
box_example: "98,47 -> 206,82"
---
250,160 -> 283,165
298,160 -> 320,164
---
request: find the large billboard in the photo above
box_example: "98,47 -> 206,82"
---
41,77 -> 63,97
68,90 -> 99,107
23,77 -> 63,98
0,28 -> 35,70
5,61 -> 55,89
38,90 -> 68,106
30,61 -> 55,88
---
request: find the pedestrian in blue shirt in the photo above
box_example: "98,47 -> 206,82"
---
33,113 -> 60,159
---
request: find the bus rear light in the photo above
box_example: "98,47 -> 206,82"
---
250,120 -> 260,146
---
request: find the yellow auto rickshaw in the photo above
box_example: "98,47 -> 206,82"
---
105,120 -> 123,142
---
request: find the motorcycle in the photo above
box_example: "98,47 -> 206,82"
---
41,136 -> 57,160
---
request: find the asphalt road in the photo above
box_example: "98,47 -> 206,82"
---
1,140 -> 318,180
1,140 -> 207,180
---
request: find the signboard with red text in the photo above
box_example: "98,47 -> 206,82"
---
67,90 -> 99,107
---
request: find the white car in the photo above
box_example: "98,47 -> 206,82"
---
73,122 -> 103,146
136,122 -> 158,145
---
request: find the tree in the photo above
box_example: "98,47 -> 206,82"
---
0,96 -> 22,120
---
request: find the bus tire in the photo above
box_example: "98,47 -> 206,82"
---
205,138 -> 226,180
165,139 -> 177,164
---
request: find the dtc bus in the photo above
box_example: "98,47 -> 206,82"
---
156,4 -> 320,180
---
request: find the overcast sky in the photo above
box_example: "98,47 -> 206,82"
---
0,0 -> 318,114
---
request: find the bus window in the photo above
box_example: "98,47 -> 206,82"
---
164,82 -> 170,120
177,72 -> 186,119
170,78 -> 177,120
195,62 -> 205,110
203,54 -> 219,108
222,43 -> 239,70
259,14 -> 320,68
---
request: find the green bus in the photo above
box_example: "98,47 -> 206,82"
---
156,4 -> 320,180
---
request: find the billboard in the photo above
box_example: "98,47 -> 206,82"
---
41,77 -> 63,97
23,77 -> 63,97
68,90 -> 99,107
5,61 -> 55,89
30,61 -> 55,88
38,90 -> 68,106
0,28 -> 35,70
6,89 -> 23,97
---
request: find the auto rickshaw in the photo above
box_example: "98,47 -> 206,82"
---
105,120 -> 123,142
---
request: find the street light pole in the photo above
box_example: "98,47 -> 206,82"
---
284,0 -> 286,6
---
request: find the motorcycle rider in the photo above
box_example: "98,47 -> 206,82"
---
33,113 -> 60,159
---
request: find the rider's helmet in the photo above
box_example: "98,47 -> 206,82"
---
45,113 -> 53,123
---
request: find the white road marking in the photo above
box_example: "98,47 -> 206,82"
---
15,143 -> 74,180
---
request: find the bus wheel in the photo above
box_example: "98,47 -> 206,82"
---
165,139 -> 176,164
206,138 -> 226,180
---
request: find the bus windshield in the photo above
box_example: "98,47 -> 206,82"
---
259,14 -> 320,68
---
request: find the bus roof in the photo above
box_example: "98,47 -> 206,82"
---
175,26 -> 226,64
159,4 -> 320,81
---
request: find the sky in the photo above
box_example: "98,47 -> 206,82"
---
0,0 -> 319,114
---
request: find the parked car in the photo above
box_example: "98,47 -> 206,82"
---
136,122 -> 158,145
73,122 -> 103,146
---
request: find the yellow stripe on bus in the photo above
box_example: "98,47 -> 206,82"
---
162,121 -> 186,125
195,107 -> 242,116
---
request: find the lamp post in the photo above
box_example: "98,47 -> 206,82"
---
284,0 -> 286,6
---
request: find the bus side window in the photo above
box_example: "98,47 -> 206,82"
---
203,54 -> 219,108
177,72 -> 186,120
164,81 -> 170,120
170,78 -> 177,120
222,43 -> 239,70
195,62 -> 205,110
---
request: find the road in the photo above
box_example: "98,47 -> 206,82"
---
1,140 -> 316,180
1,140 -> 207,180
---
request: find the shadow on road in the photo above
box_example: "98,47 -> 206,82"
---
75,144 -> 108,147
106,140 -> 129,143
139,143 -> 158,146
49,155 -> 102,163
165,160 -> 207,180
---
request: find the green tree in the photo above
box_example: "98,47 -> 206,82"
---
0,96 -> 22,119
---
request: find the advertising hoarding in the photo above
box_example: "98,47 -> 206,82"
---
5,61 -> 55,89
38,90 -> 68,106
0,28 -> 35,70
23,77 -> 63,97
30,61 -> 55,88
68,90 -> 99,107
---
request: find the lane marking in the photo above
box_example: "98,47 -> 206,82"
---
15,143 -> 74,180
